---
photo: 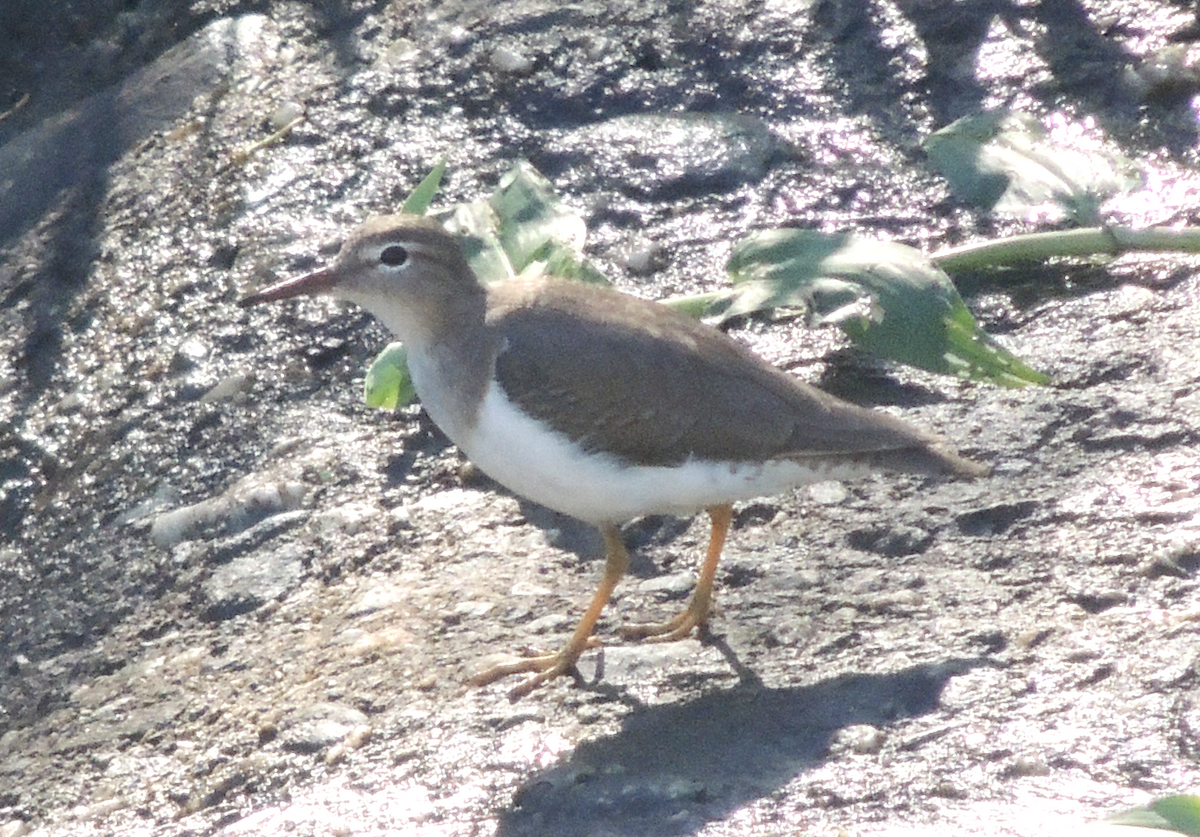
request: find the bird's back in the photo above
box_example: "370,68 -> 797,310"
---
485,277 -> 985,479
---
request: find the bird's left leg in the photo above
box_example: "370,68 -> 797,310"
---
468,523 -> 629,699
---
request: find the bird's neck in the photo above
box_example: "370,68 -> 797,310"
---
390,287 -> 496,442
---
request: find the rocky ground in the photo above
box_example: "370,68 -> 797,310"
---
1,0 -> 1198,835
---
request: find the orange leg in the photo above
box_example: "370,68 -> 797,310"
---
620,503 -> 733,642
468,524 -> 630,699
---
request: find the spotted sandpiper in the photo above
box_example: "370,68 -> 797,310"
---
241,214 -> 986,698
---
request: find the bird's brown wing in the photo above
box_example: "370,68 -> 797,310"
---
488,279 -> 983,477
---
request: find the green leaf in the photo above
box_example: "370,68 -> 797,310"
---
1108,795 -> 1200,835
429,161 -> 612,287
524,238 -> 611,285
660,290 -> 731,318
489,161 -> 585,271
364,341 -> 416,409
725,228 -> 1049,387
434,201 -> 515,285
400,156 -> 447,216
488,161 -> 609,284
923,110 -> 1143,224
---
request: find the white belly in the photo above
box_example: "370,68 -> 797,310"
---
447,382 -> 876,526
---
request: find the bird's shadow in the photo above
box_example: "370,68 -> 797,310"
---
519,501 -> 699,580
496,657 -> 989,837
517,500 -> 607,562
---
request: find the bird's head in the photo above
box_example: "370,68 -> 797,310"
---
240,214 -> 483,343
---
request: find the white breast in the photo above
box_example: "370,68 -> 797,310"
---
445,381 -> 877,526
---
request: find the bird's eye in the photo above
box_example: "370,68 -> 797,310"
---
380,244 -> 409,267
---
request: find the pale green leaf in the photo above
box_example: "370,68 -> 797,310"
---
364,342 -> 416,409
726,228 -> 1048,387
1108,795 -> 1200,836
400,156 -> 447,216
660,290 -> 730,318
434,201 -> 514,285
489,161 -> 589,274
428,161 -> 611,287
923,110 -> 1143,224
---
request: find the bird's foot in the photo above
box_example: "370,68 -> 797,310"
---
618,600 -> 709,643
467,637 -> 602,700
620,504 -> 726,643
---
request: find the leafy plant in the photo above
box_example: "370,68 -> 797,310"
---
721,229 -> 1048,387
922,110 -> 1143,224
1107,794 -> 1200,835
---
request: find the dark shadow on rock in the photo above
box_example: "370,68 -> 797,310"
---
11,179 -> 106,397
0,20 -> 243,249
893,0 -> 1004,125
516,500 -> 606,561
815,349 -> 954,408
302,0 -> 385,72
513,502 -> 714,579
497,658 -> 986,837
811,0 -> 955,145
829,0 -> 1199,162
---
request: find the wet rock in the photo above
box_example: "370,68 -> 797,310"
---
544,113 -> 788,199
4,0 -> 1200,835
0,15 -> 279,246
279,703 -> 370,755
151,475 -> 305,547
201,545 -> 303,621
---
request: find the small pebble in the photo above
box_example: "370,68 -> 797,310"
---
490,45 -> 534,75
325,723 -> 372,765
270,100 -> 305,130
453,599 -> 496,619
171,337 -> 210,372
621,239 -> 666,275
808,481 -> 848,505
1007,754 -> 1050,777
200,371 -> 254,403
388,504 -> 413,530
829,724 -> 886,755
382,38 -> 420,64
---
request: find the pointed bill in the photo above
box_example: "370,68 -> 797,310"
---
239,267 -> 337,308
